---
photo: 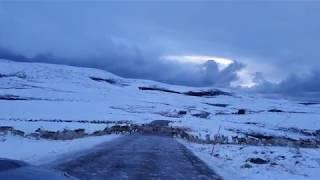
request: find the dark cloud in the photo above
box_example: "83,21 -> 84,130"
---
0,1 -> 320,93
0,46 -> 244,87
251,71 -> 320,100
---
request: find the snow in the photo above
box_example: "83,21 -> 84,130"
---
180,140 -> 320,180
0,59 -> 319,178
0,134 -> 120,165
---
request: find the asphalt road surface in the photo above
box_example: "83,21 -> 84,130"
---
56,135 -> 222,180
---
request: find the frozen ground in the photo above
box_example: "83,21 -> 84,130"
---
0,134 -> 120,165
180,140 -> 320,180
0,59 -> 319,179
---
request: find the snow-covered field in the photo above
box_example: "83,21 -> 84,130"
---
0,135 -> 120,165
0,59 -> 319,179
180,140 -> 320,180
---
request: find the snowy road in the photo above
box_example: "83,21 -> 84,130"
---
55,135 -> 222,180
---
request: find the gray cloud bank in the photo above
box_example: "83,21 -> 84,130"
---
0,46 -> 243,87
0,1 -> 320,98
252,71 -> 320,100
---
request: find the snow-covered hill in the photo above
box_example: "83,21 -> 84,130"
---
1,59 -> 320,179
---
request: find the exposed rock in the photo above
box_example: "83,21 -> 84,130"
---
213,154 -> 220,157
237,109 -> 246,115
138,86 -> 181,94
204,103 -> 229,107
299,102 -> 319,106
183,90 -> 231,97
90,76 -> 116,84
0,95 -> 30,101
91,130 -> 106,136
241,163 -> 253,168
247,133 -> 274,140
35,128 -> 87,140
270,162 -> 278,166
0,126 -> 14,132
246,158 -> 269,164
191,111 -> 210,119
38,130 -> 56,139
138,86 -> 231,97
26,133 -> 40,140
0,72 -> 27,79
11,130 -> 25,136
150,120 -> 171,126
90,77 -> 128,86
74,128 -> 86,136
158,111 -> 184,118
275,155 -> 285,160
268,109 -> 284,113
178,110 -> 187,115
103,125 -> 134,134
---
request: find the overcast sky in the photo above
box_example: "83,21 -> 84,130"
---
0,1 -> 319,99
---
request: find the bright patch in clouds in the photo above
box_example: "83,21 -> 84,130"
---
232,69 -> 256,88
162,55 -> 257,87
163,55 -> 234,70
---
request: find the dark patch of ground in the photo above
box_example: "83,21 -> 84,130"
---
138,86 -> 181,94
299,102 -> 319,106
191,111 -> 211,119
90,77 -> 117,84
90,77 -> 128,86
0,95 -> 33,101
149,120 -> 171,126
246,158 -> 269,164
0,72 -> 27,79
203,103 -> 229,107
138,86 -> 231,97
183,90 -> 231,97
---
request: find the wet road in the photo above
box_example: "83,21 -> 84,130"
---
56,135 -> 222,180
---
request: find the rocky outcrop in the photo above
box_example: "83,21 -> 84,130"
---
138,86 -> 181,94
268,109 -> 284,113
183,90 -> 231,97
191,111 -> 210,119
237,109 -> 246,115
0,95 -> 31,101
90,76 -> 128,86
11,129 -> 25,136
0,72 -> 27,79
35,128 -> 87,140
0,126 -> 14,135
138,86 -> 231,97
246,158 -> 269,164
0,126 -> 25,137
90,77 -> 117,84
203,103 -> 229,107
